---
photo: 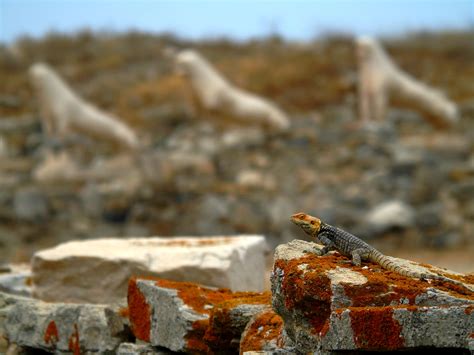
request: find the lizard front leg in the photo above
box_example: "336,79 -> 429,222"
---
317,232 -> 336,255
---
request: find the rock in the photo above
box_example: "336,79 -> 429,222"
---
102,196 -> 132,223
236,170 -> 276,191
0,137 -> 7,157
79,183 -> 103,217
415,203 -> 443,231
0,115 -> 39,133
220,128 -> 266,149
401,134 -> 470,161
240,308 -> 291,354
204,292 -> 271,353
116,342 -> 174,354
192,194 -> 232,234
0,95 -> 21,108
271,240 -> 474,353
33,151 -> 84,184
390,145 -> 422,177
450,179 -> 474,203
140,151 -> 215,190
320,305 -> 474,351
32,235 -> 267,303
13,187 -> 49,222
0,264 -> 31,297
0,291 -> 127,353
388,108 -> 424,126
429,232 -> 463,250
364,200 -> 415,233
268,196 -> 296,231
128,277 -> 270,353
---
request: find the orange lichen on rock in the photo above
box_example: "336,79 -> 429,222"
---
349,306 -> 404,350
156,278 -> 234,314
212,291 -> 271,310
118,307 -> 129,318
204,292 -> 271,352
68,323 -> 80,355
465,305 -> 474,315
240,309 -> 284,354
155,278 -> 270,354
341,263 -> 433,307
273,253 -> 338,333
289,251 -> 474,309
416,264 -> 474,297
186,319 -> 211,354
128,277 -> 151,342
44,320 -> 59,346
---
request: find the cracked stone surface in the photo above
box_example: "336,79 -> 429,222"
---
271,240 -> 474,352
128,277 -> 270,353
0,291 -> 127,353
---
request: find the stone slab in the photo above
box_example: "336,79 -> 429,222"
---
128,277 -> 270,353
32,235 -> 267,303
116,342 -> 175,354
0,291 -> 127,353
0,264 -> 31,297
271,240 -> 474,352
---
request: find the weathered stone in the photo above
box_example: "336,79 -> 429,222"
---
450,179 -> 474,203
204,292 -> 271,353
13,187 -> 49,222
32,235 -> 267,303
191,195 -> 232,234
364,200 -> 415,233
33,151 -> 84,184
321,305 -> 473,351
0,291 -> 127,353
271,240 -> 474,352
127,277 -> 270,353
220,128 -> 266,149
79,183 -> 103,218
242,351 -> 296,355
140,151 -> 215,189
0,95 -> 21,108
0,264 -> 31,297
236,170 -> 276,191
240,308 -> 291,354
116,342 -> 174,354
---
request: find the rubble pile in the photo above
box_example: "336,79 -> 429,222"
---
1,238 -> 472,353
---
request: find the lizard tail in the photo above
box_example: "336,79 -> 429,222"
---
368,250 -> 407,275
369,250 -> 474,293
429,274 -> 474,293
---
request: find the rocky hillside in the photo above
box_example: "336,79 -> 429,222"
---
0,30 -> 473,264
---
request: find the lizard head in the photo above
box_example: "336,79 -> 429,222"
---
290,213 -> 321,238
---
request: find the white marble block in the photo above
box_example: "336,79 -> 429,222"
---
31,235 -> 267,303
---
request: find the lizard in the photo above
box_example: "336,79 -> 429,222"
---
290,212 -> 474,293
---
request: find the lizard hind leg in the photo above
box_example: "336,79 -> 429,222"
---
351,248 -> 370,266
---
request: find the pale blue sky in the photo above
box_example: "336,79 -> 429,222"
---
0,0 -> 472,43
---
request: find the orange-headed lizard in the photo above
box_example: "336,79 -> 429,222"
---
291,212 -> 473,293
